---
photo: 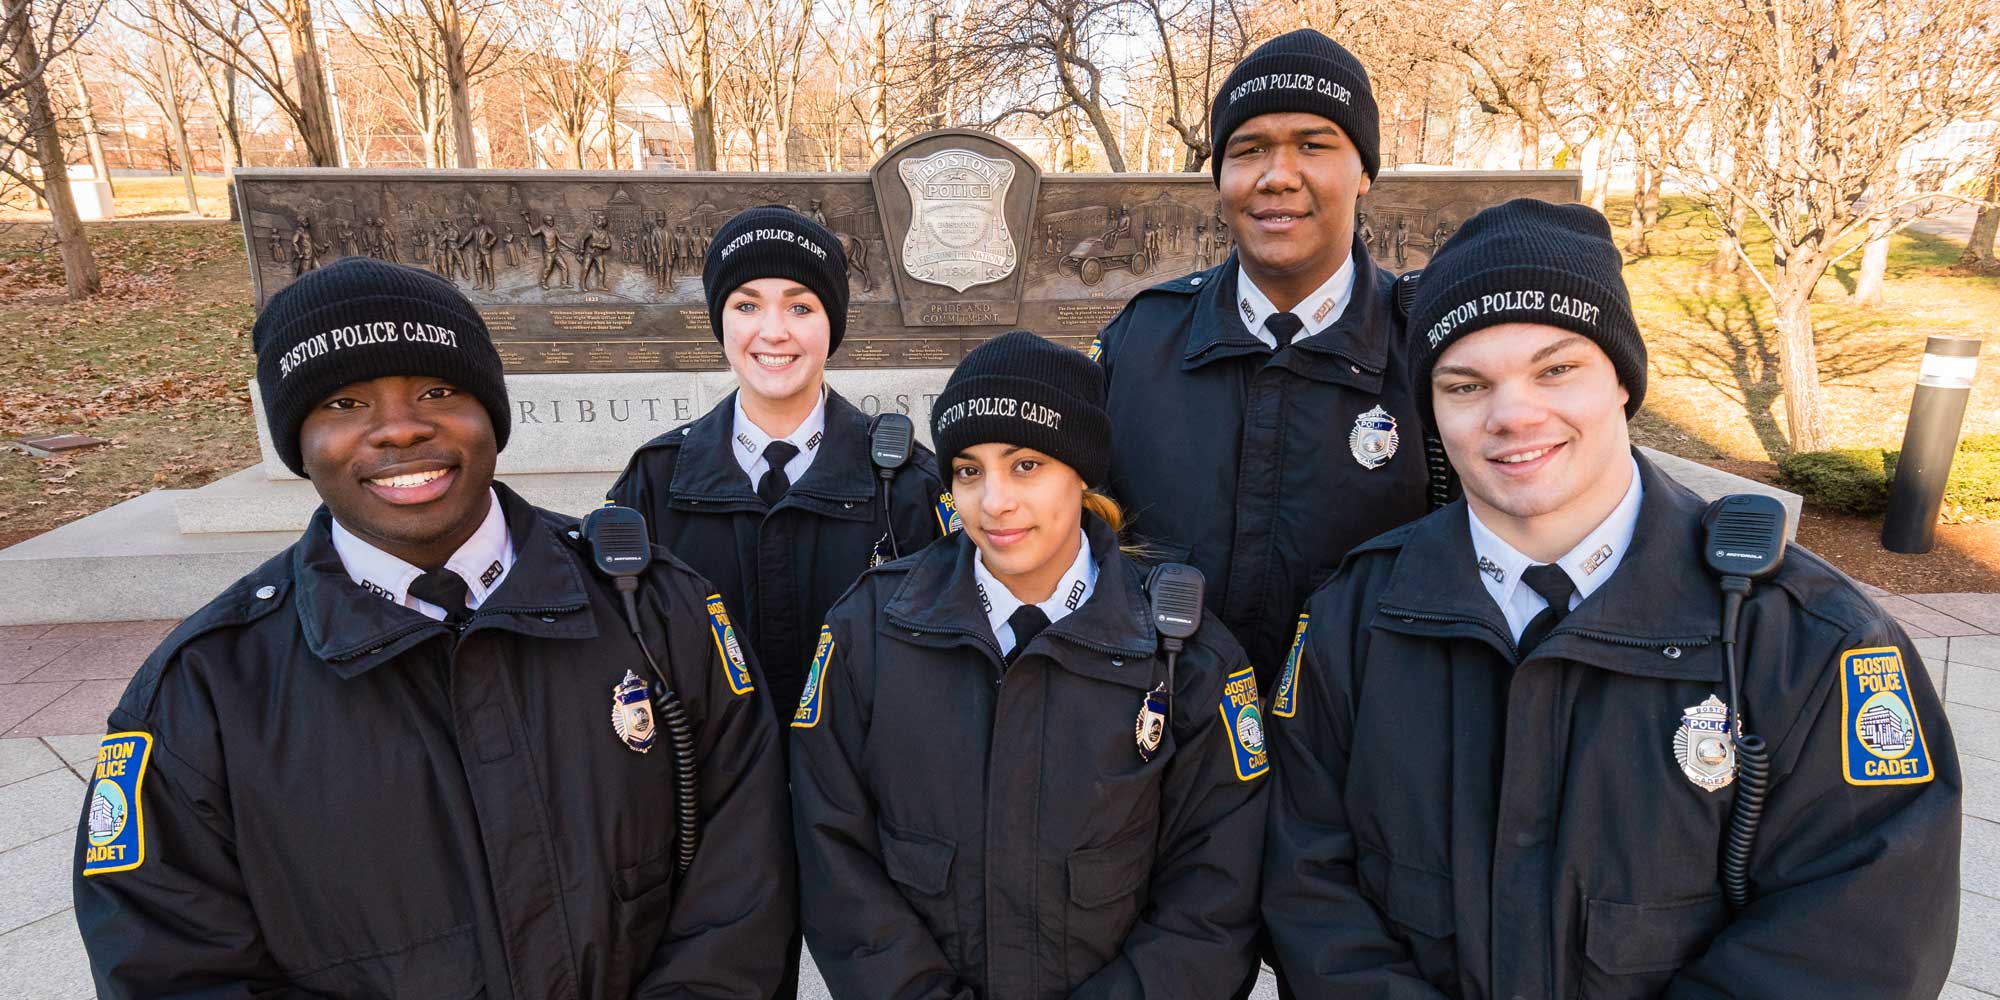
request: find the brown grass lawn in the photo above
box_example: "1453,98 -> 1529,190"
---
0,196 -> 1995,569
0,175 -> 234,221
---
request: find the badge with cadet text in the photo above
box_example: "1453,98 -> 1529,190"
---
1219,667 -> 1270,781
1273,613 -> 1309,719
935,492 -> 964,535
1840,646 -> 1934,786
611,670 -> 657,753
1135,684 -> 1167,761
1672,694 -> 1735,792
82,732 -> 152,876
794,626 -> 834,729
705,594 -> 756,696
1349,405 -> 1399,470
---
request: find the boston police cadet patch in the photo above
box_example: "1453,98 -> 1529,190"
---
1086,337 -> 1104,363
1273,614 -> 1308,718
705,594 -> 755,696
611,670 -> 657,753
1840,646 -> 1934,786
82,732 -> 152,876
794,626 -> 834,729
935,492 -> 964,535
1219,667 -> 1270,781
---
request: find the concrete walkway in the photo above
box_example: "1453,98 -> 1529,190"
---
6,597 -> 1999,998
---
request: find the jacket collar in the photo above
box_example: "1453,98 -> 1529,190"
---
1374,448 -> 1724,681
293,481 -> 598,677
671,388 -> 878,505
1182,237 -> 1392,385
885,513 -> 1160,682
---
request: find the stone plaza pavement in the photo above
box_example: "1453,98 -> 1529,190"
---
5,597 -> 2000,998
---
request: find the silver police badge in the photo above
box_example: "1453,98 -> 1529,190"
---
1135,685 -> 1168,762
611,670 -> 656,754
1349,404 -> 1400,470
1673,694 -> 1736,791
898,148 -> 1018,292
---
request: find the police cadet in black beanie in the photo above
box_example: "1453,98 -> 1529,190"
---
1264,199 -> 1960,998
75,257 -> 795,998
791,331 -> 1270,999
1092,27 -> 1428,700
608,205 -> 943,995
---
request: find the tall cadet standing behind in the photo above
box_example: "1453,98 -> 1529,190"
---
73,258 -> 793,997
791,332 -> 1269,999
1262,200 -> 1961,998
609,205 -> 944,732
1093,29 -> 1429,683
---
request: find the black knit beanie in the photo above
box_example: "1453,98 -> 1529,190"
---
253,257 -> 509,478
932,332 -> 1111,487
1408,198 -> 1644,425
1210,29 -> 1380,183
703,205 -> 850,353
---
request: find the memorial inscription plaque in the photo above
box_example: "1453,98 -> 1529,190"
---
235,130 -> 1579,374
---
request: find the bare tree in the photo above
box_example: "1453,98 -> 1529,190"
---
1659,0 -> 2000,453
508,0 -> 626,168
111,1 -> 202,212
157,0 -> 341,165
1963,138 -> 2000,266
341,0 -> 508,168
2,0 -> 104,297
644,0 -> 718,168
959,0 -> 1133,171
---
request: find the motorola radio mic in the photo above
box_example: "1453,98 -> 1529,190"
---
868,413 -> 917,561
1700,493 -> 1788,912
1145,563 -> 1206,725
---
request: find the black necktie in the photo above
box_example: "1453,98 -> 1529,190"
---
408,567 -> 472,624
758,441 -> 800,507
1005,605 -> 1051,665
1265,311 -> 1305,350
1516,563 -> 1579,658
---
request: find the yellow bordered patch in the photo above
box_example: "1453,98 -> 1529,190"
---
794,626 -> 834,729
82,731 -> 152,876
1218,667 -> 1269,781
1273,613 -> 1309,718
935,492 -> 964,535
1840,646 -> 1933,786
706,595 -> 755,696
1086,337 -> 1104,363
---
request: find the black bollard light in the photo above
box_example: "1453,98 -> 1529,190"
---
1883,335 -> 1982,553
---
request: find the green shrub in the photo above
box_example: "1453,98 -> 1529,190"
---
1778,448 -> 1893,515
1781,438 -> 2000,520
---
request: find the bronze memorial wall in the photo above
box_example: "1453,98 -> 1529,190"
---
235,128 -> 1581,374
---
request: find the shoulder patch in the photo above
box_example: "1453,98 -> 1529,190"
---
705,595 -> 755,696
935,492 -> 963,535
1840,646 -> 1933,786
1273,614 -> 1309,719
82,732 -> 152,876
1219,667 -> 1270,781
793,626 -> 834,729
1086,337 -> 1104,363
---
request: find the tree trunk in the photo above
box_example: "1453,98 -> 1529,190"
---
441,5 -> 477,168
866,0 -> 887,156
1517,118 -> 1538,169
1625,151 -> 1651,255
688,0 -> 716,169
67,56 -> 111,189
1708,195 -> 1745,274
166,89 -> 200,215
284,0 -> 342,166
1961,167 -> 1999,265
1851,217 -> 1891,305
1582,130 -> 1606,212
1772,275 -> 1830,453
7,6 -> 101,297
1641,166 -> 1662,228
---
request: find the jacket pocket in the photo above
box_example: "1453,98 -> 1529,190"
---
879,822 -> 963,969
1583,895 -> 1726,975
1063,824 -> 1156,987
1356,845 -> 1454,939
614,845 -> 676,903
292,922 -> 485,1000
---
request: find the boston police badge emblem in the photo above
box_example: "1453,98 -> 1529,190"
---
1349,405 -> 1399,470
1135,685 -> 1167,761
1673,694 -> 1735,791
611,670 -> 656,753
